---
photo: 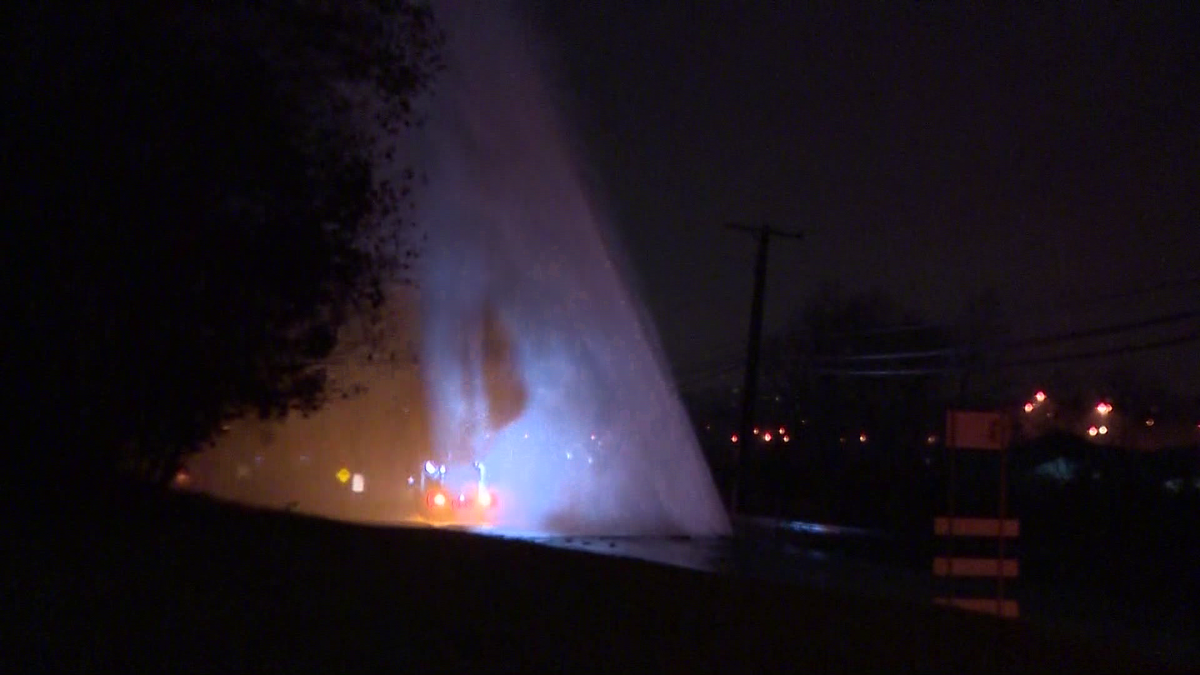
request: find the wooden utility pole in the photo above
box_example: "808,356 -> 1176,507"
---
725,222 -> 803,515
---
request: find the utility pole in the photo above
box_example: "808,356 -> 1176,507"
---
725,222 -> 803,515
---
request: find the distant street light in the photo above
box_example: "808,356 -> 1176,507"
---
1088,426 -> 1099,437
1034,391 -> 1047,403
1098,425 -> 1109,435
1096,402 -> 1113,415
1024,402 -> 1035,413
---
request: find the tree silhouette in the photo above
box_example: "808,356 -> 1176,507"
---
4,1 -> 441,491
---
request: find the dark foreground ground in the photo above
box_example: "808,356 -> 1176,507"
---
5,489 -> 1190,674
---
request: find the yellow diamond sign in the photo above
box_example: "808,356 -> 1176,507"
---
336,468 -> 351,484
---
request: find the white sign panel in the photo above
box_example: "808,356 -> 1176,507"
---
945,411 -> 1010,450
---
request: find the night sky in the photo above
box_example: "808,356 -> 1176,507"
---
522,2 -> 1200,395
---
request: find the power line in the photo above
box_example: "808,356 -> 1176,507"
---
810,366 -> 956,377
815,271 -> 1200,343
810,330 -> 1200,377
823,322 -> 947,340
810,346 -> 958,363
1006,329 -> 1200,368
678,310 -> 1200,381
1024,270 -> 1200,318
1014,309 -> 1200,349
806,308 -> 1200,364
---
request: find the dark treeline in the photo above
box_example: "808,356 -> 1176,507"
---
688,286 -> 1200,621
3,2 -> 441,501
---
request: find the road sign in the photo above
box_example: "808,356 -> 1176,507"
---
336,467 -> 351,484
935,517 -> 1020,538
934,597 -> 1019,619
933,557 -> 1019,578
937,411 -> 1019,621
945,410 -> 1011,450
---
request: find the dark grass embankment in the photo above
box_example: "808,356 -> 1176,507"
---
5,488 -> 1188,674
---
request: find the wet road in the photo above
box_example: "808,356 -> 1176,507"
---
501,529 -> 938,611
494,519 -> 1200,670
390,508 -> 1198,668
